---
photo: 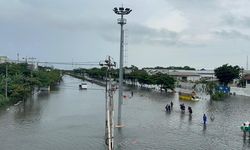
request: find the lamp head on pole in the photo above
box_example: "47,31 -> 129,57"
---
113,7 -> 132,15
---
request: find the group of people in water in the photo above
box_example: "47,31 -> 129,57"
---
179,103 -> 193,114
165,101 -> 173,112
165,102 -> 211,125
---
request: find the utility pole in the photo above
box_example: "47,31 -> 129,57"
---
5,63 -> 8,99
28,57 -> 36,77
28,57 -> 36,64
22,56 -> 28,63
17,53 -> 19,63
100,56 -> 116,150
113,6 -> 132,127
247,55 -> 249,70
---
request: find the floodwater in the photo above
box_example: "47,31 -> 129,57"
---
0,75 -> 250,150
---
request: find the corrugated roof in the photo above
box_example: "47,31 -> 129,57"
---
168,71 -> 200,76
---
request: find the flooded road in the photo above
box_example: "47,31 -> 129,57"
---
0,75 -> 250,150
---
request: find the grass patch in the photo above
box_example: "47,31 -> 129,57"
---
0,95 -> 10,107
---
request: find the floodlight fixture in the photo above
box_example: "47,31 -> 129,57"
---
119,7 -> 124,11
113,7 -> 132,16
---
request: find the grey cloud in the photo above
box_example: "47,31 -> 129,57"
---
167,0 -> 218,11
39,15 -> 196,47
19,0 -> 90,12
127,23 -> 207,47
214,29 -> 250,40
222,14 -> 250,28
0,0 -> 208,48
101,23 -> 189,46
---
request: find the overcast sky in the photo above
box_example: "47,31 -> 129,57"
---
0,0 -> 250,69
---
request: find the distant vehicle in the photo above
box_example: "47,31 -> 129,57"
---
79,83 -> 87,90
179,91 -> 200,101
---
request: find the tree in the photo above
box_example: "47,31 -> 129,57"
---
0,63 -> 61,106
33,69 -> 61,87
151,73 -> 176,92
124,65 -> 139,86
214,64 -> 240,86
136,70 -> 151,86
206,81 -> 217,95
85,67 -> 106,79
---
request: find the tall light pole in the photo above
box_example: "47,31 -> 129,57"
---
113,6 -> 132,127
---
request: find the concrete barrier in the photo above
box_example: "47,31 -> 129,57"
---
230,87 -> 250,97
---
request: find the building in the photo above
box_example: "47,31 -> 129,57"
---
244,70 -> 250,89
0,56 -> 8,63
230,70 -> 250,97
144,68 -> 215,82
168,71 -> 200,82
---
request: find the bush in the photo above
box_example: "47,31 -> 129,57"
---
211,92 -> 228,101
0,94 -> 9,107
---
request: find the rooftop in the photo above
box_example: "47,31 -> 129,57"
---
244,74 -> 250,80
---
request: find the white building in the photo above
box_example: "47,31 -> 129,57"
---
168,71 -> 200,82
244,71 -> 250,89
0,56 -> 8,63
230,70 -> 250,97
144,68 -> 215,82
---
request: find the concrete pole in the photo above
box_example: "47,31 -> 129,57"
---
105,67 -> 108,137
5,63 -> 8,99
117,14 -> 124,126
101,56 -> 115,149
108,56 -> 114,149
247,55 -> 248,70
17,53 -> 19,62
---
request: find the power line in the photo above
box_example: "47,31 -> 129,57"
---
38,61 -> 100,66
8,59 -> 100,67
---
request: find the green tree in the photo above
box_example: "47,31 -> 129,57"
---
33,69 -> 61,87
151,73 -> 176,92
124,65 -> 139,86
214,64 -> 240,86
135,70 -> 151,86
206,81 -> 217,95
86,67 -> 106,80
8,74 -> 31,101
0,63 -> 61,106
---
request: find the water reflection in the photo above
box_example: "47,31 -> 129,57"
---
242,135 -> 250,149
180,111 -> 185,120
37,91 -> 51,99
202,124 -> 207,135
14,97 -> 42,125
188,114 -> 192,124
